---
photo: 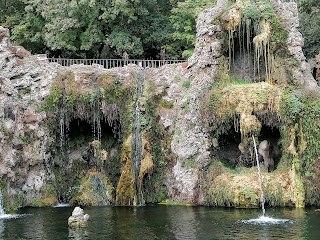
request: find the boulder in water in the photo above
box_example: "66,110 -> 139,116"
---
68,207 -> 90,228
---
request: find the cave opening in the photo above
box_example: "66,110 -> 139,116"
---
210,122 -> 282,170
312,67 -> 317,80
224,23 -> 267,82
56,118 -> 122,202
67,118 -> 120,152
258,124 -> 282,169
211,125 -> 242,168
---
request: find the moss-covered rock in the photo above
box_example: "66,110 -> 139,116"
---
70,170 -> 113,206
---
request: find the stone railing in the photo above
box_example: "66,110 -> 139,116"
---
47,58 -> 185,69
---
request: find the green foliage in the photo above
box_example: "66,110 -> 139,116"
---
259,0 -> 274,20
4,0 -> 174,59
298,0 -> 320,58
299,96 -> 320,175
167,0 -> 215,59
243,0 -> 273,21
270,17 -> 289,53
299,13 -> 320,59
107,28 -> 144,57
280,90 -> 302,123
0,0 -> 25,26
243,3 -> 261,21
181,49 -> 194,59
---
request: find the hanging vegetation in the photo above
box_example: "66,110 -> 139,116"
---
219,0 -> 288,82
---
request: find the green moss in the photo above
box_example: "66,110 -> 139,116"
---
239,186 -> 259,207
182,80 -> 191,89
116,157 -> 135,206
140,92 -> 172,203
208,186 -> 233,207
9,193 -> 24,213
54,159 -> 88,203
243,2 -> 261,21
70,171 -> 113,206
159,99 -> 174,109
25,184 -> 57,207
21,86 -> 31,94
17,134 -> 30,144
28,197 -> 43,207
185,158 -> 196,168
270,16 -> 289,53
158,199 -> 195,206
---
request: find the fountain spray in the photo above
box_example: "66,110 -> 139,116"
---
252,135 -> 265,216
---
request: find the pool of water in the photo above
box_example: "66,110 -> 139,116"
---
0,205 -> 319,239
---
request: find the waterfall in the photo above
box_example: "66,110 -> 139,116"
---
0,191 -> 5,215
93,75 -> 101,142
131,70 -> 144,206
92,75 -> 102,171
252,135 -> 266,215
59,76 -> 66,161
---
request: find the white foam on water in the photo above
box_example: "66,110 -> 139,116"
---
241,215 -> 293,225
54,203 -> 70,208
0,214 -> 25,220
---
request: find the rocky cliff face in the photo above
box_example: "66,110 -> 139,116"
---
1,0 -> 319,210
0,26 -> 60,208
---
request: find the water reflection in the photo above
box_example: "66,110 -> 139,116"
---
0,206 -> 317,239
167,206 -> 198,240
68,227 -> 89,240
0,220 -> 4,239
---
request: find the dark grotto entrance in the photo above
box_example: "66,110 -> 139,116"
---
258,124 -> 282,169
210,125 -> 242,168
55,118 -> 122,202
224,23 -> 268,83
210,123 -> 282,170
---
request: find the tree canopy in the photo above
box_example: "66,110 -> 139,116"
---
1,0 -> 216,59
298,0 -> 320,59
1,0 -> 318,60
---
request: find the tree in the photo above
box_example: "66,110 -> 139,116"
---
167,0 -> 215,59
6,0 -> 174,58
298,0 -> 320,59
0,0 -> 25,25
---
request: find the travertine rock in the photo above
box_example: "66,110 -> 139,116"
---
68,207 -> 90,228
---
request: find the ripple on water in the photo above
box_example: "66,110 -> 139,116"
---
241,215 -> 293,225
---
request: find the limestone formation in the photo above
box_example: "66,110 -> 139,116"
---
270,0 -> 318,89
0,0 -> 319,210
68,207 -> 90,228
258,140 -> 274,172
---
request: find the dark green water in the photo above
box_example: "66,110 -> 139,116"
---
0,205 -> 319,239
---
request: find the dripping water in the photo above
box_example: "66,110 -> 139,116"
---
93,75 -> 101,142
92,74 -> 102,171
132,70 -> 144,206
252,135 -> 266,215
59,76 -> 66,162
0,191 -> 5,215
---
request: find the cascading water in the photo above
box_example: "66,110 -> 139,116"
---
131,70 -> 144,206
59,76 -> 66,161
92,75 -> 102,142
252,135 -> 265,216
92,75 -> 102,171
0,190 -> 5,215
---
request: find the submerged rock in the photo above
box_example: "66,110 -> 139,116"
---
68,207 -> 90,228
